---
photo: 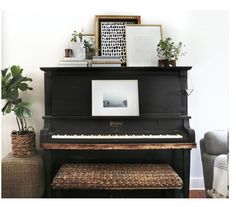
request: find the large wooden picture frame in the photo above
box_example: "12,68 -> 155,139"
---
95,15 -> 141,63
126,24 -> 163,66
126,24 -> 162,66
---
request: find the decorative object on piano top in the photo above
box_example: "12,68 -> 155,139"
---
91,56 -> 121,67
70,30 -> 85,60
82,34 -> 98,60
95,15 -> 141,64
126,24 -> 163,66
157,37 -> 186,67
1,65 -> 36,157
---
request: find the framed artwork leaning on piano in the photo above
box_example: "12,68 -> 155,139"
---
92,80 -> 139,116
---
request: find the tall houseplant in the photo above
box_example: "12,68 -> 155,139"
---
1,65 -> 35,157
157,37 -> 185,67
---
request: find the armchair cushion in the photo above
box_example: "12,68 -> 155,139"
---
204,130 -> 228,155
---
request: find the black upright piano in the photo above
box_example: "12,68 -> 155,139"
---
40,66 -> 196,198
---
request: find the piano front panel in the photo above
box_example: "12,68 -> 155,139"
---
50,71 -> 183,116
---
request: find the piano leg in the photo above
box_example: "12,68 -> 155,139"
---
183,149 -> 191,198
44,150 -> 52,198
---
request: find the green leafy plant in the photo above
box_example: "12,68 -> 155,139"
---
157,37 -> 186,61
84,40 -> 98,52
71,31 -> 83,42
83,39 -> 100,59
83,39 -> 95,52
1,65 -> 33,134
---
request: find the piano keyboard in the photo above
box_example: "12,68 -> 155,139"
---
52,134 -> 183,139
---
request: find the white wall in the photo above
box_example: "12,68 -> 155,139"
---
1,2 -> 228,189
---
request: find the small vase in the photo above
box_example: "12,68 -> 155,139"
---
85,48 -> 95,60
158,59 -> 176,67
70,42 -> 85,60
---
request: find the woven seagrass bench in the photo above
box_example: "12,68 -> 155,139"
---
52,163 -> 183,190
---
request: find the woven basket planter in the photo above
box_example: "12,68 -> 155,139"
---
11,131 -> 36,158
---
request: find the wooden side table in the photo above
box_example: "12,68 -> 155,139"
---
2,152 -> 45,198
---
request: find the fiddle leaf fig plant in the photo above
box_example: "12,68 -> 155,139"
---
1,65 -> 33,134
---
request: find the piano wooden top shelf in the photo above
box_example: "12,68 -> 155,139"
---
40,66 -> 192,72
40,142 -> 196,150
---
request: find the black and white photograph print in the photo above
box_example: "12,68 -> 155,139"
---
103,92 -> 128,108
92,80 -> 139,116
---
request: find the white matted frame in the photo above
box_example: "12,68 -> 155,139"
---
82,34 -> 95,46
92,80 -> 139,116
126,24 -> 163,66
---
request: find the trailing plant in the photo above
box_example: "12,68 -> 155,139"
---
157,37 -> 186,61
71,30 -> 83,42
1,65 -> 33,135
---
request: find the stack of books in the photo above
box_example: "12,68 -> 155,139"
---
91,56 -> 121,67
59,58 -> 88,67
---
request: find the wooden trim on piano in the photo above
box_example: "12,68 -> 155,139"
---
40,143 -> 197,150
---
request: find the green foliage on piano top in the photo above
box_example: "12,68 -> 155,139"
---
1,65 -> 33,134
157,37 -> 186,61
71,31 -> 83,42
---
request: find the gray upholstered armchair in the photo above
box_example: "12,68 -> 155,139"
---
200,130 -> 229,198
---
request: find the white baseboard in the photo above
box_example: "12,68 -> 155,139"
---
190,177 -> 205,190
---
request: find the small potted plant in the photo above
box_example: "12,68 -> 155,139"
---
83,39 -> 97,59
157,37 -> 185,67
1,65 -> 35,157
70,30 -> 85,59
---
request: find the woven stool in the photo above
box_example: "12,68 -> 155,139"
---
2,152 -> 45,198
52,163 -> 182,190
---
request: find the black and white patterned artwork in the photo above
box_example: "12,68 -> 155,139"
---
100,21 -> 136,63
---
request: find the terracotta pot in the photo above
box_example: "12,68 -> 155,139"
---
158,59 -> 176,67
11,131 -> 36,157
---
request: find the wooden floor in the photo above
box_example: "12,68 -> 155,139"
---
189,190 -> 206,198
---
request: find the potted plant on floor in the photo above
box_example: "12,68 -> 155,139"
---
1,65 -> 35,157
157,37 -> 185,67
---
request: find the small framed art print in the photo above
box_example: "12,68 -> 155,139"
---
92,80 -> 139,116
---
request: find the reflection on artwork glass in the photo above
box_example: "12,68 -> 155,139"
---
103,92 -> 127,108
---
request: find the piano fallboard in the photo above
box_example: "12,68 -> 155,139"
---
40,115 -> 194,144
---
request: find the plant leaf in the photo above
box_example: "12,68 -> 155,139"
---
19,83 -> 28,91
7,89 -> 19,101
2,101 -> 13,114
6,103 -> 12,113
10,65 -> 21,77
1,68 -> 9,77
23,108 -> 32,117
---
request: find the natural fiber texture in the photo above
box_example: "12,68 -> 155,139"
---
2,152 -> 45,198
11,132 -> 36,158
52,163 -> 183,190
